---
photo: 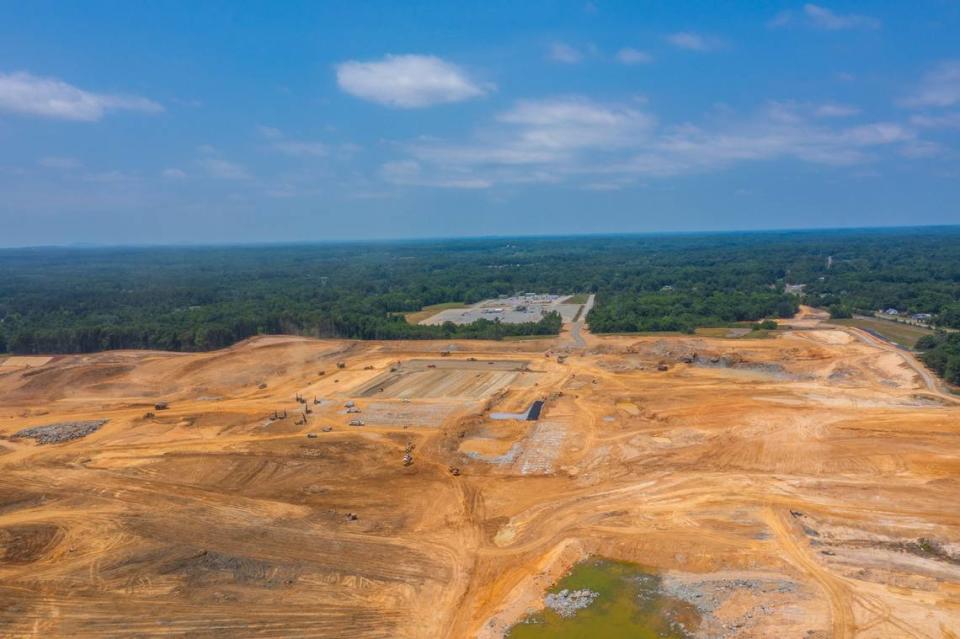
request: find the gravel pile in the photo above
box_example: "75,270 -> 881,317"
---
14,420 -> 108,444
543,588 -> 599,617
691,355 -> 807,380
662,576 -> 795,615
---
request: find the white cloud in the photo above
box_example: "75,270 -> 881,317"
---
386,98 -> 921,188
265,185 -> 298,198
901,60 -> 960,109
767,11 -> 794,28
257,126 -> 282,140
199,157 -> 251,180
548,43 -> 583,64
665,32 -> 720,52
0,71 -> 162,121
910,112 -> 960,129
814,103 -> 861,117
803,4 -> 880,30
407,97 -> 656,180
770,5 -> 880,30
83,170 -> 139,183
335,54 -> 489,108
381,159 -> 491,189
272,140 -> 327,157
257,126 -> 327,157
899,140 -> 942,159
616,48 -> 653,65
633,113 -> 912,173
38,156 -> 81,169
496,98 -> 655,149
162,168 -> 187,179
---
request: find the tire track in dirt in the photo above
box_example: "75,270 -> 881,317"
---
765,507 -> 856,639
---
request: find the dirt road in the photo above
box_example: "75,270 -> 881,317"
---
842,325 -> 957,401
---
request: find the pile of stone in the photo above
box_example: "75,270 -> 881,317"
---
543,588 -> 599,617
14,420 -> 108,445
663,575 -> 794,616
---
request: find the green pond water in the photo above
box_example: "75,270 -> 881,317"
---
506,559 -> 698,639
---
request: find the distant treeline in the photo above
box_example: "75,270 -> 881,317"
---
794,229 -> 960,324
0,227 -> 958,355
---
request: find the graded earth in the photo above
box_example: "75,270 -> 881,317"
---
2,311 -> 959,638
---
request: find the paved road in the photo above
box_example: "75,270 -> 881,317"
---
567,294 -> 595,349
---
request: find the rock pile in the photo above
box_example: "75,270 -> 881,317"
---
14,420 -> 108,444
543,588 -> 599,617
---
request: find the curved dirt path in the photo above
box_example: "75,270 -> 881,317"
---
841,326 -> 958,402
765,508 -> 856,639
785,305 -> 956,403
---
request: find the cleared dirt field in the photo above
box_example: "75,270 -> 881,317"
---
1,320 -> 960,638
354,358 -> 533,399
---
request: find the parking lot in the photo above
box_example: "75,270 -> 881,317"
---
419,294 -> 583,325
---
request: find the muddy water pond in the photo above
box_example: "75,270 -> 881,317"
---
507,559 -> 697,639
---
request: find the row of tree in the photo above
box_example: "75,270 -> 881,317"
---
586,291 -> 796,334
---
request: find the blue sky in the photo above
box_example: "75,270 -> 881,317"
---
1,1 -> 959,246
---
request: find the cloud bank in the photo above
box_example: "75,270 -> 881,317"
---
384,98 -> 919,189
0,71 -> 162,121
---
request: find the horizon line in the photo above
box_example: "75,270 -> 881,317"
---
1,222 -> 959,251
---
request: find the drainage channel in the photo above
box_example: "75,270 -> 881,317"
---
490,399 -> 544,421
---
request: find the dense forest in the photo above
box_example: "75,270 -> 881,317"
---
0,227 -> 958,355
918,333 -> 960,385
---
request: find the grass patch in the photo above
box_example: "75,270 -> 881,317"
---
403,302 -> 469,325
565,293 -> 590,305
828,316 -> 933,349
591,326 -> 776,339
592,331 -> 688,337
696,327 -> 776,339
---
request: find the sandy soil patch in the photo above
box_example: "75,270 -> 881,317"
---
0,356 -> 53,370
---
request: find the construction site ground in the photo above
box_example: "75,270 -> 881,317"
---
1,307 -> 960,638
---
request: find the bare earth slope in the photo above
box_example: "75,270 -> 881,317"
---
1,322 -> 959,638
